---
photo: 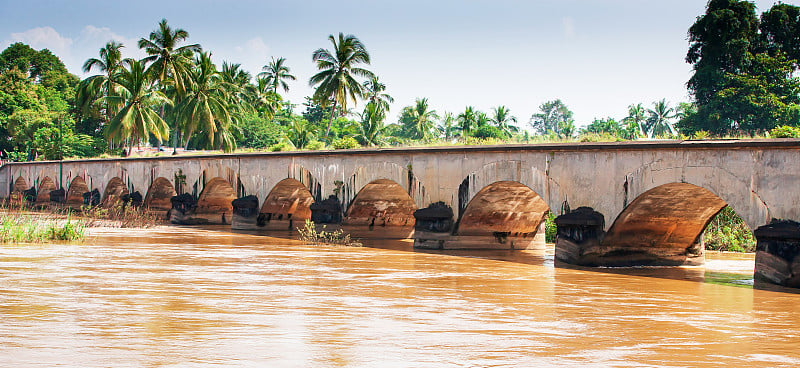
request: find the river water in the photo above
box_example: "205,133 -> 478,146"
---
1,226 -> 799,367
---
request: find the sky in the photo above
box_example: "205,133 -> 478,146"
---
1,0 -> 795,128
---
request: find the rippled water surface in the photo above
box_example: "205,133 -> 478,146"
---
1,226 -> 799,367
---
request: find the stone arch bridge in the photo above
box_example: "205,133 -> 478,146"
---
2,140 -> 800,286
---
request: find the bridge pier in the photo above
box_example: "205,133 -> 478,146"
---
754,220 -> 800,288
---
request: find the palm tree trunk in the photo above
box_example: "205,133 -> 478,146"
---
324,99 -> 338,141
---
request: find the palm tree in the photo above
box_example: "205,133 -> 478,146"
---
400,98 -> 439,140
76,41 -> 125,137
138,19 -> 201,152
176,52 -> 235,152
285,119 -> 318,149
103,58 -> 170,151
490,106 -> 519,137
258,57 -> 296,96
457,106 -> 478,138
623,103 -> 646,138
356,102 -> 387,146
309,33 -> 374,139
251,76 -> 281,119
362,75 -> 394,113
437,112 -> 457,140
644,99 -> 675,138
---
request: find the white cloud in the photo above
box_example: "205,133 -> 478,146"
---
79,25 -> 147,61
7,26 -> 73,57
562,17 -> 576,39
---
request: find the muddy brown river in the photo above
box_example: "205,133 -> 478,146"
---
1,225 -> 799,367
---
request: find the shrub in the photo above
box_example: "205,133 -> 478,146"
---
692,130 -> 710,139
305,140 -> 326,150
769,125 -> 800,138
704,206 -> 755,252
297,219 -> 362,247
269,141 -> 294,152
331,136 -> 360,150
544,212 -> 557,243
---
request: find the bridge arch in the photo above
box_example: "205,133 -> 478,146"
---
144,177 -> 176,211
196,177 -> 236,216
457,160 -> 559,219
344,179 -> 417,227
260,178 -> 314,221
102,177 -> 129,207
340,162 -> 428,213
36,176 -> 56,203
601,182 -> 745,266
12,177 -> 28,194
66,176 -> 89,207
456,181 -> 551,237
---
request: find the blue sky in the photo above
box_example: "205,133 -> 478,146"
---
0,0 -> 794,128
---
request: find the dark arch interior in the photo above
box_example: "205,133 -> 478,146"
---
102,177 -> 129,207
345,179 -> 416,226
66,177 -> 89,206
196,177 -> 236,214
144,177 -> 177,211
601,182 -> 729,263
261,178 -> 314,220
457,181 -> 550,236
13,177 -> 28,193
36,177 -> 55,203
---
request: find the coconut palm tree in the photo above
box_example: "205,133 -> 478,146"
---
362,75 -> 394,113
76,41 -> 125,134
258,57 -> 295,96
356,102 -> 387,146
309,33 -> 374,139
644,99 -> 675,138
490,106 -> 519,137
176,52 -> 235,152
623,103 -> 646,138
400,98 -> 438,140
285,119 -> 318,149
139,19 -> 201,152
457,106 -> 478,138
103,58 -> 170,151
250,76 -> 281,119
437,112 -> 457,140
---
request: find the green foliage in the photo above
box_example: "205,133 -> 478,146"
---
298,219 -> 362,247
693,130 -> 711,139
704,206 -> 755,252
235,111 -> 283,149
0,213 -> 85,243
544,212 -> 557,243
269,141 -> 294,152
471,124 -> 505,139
331,136 -> 360,149
579,132 -> 624,142
529,99 -> 575,138
770,125 -> 800,138
305,140 -> 326,150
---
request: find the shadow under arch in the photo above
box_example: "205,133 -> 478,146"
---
196,177 -> 236,223
102,177 -> 129,207
66,176 -> 89,207
144,177 -> 177,211
340,162 -> 428,213
344,179 -> 417,227
36,176 -> 56,203
457,181 -> 551,236
260,178 -> 314,221
599,182 -> 733,266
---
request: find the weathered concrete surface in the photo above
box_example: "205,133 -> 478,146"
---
35,176 -> 56,203
2,139 -> 799,283
344,179 -> 417,227
102,177 -> 129,207
144,177 -> 176,211
65,177 -> 89,208
754,220 -> 800,288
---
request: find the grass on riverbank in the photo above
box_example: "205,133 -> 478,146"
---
0,213 -> 84,243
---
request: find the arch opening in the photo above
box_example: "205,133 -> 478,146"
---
144,177 -> 177,211
12,177 -> 28,193
260,178 -> 314,222
600,182 -> 731,266
102,177 -> 129,207
36,177 -> 56,203
457,181 -> 551,237
65,177 -> 89,207
196,177 -> 236,215
345,179 -> 416,227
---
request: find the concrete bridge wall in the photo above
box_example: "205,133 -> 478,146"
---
1,140 -> 799,281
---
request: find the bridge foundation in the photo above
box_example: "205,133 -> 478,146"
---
754,220 -> 800,288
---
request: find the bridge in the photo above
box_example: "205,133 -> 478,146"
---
2,140 -> 800,287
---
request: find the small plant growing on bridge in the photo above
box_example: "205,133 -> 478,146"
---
298,219 -> 362,247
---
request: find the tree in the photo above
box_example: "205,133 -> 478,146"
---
529,99 -> 574,137
490,105 -> 518,137
285,118 -> 318,149
76,42 -> 124,134
309,33 -> 374,139
760,3 -> 800,63
583,117 -> 621,136
103,58 -> 170,150
399,98 -> 438,140
457,106 -> 478,138
356,102 -> 387,146
177,52 -> 236,152
436,112 -> 457,140
362,75 -> 394,113
644,99 -> 675,138
622,103 -> 646,138
259,57 -> 296,96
